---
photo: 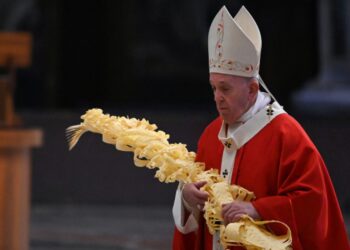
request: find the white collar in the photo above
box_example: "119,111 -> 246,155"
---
237,91 -> 271,123
218,94 -> 285,150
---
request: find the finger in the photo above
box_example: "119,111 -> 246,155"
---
194,181 -> 207,189
194,190 -> 209,201
221,202 -> 233,214
224,209 -> 240,221
224,211 -> 242,224
222,202 -> 239,214
222,207 -> 233,222
223,212 -> 233,225
222,206 -> 229,218
232,213 -> 244,222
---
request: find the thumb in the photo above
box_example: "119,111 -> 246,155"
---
194,181 -> 207,189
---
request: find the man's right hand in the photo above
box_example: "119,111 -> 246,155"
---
182,181 -> 209,211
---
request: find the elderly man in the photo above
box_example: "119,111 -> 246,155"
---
172,5 -> 349,250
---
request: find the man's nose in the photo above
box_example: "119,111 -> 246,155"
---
214,91 -> 223,102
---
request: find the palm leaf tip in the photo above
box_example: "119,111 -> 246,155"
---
65,124 -> 86,150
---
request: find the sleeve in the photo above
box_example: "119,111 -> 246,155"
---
172,120 -> 219,249
172,128 -> 209,234
172,182 -> 200,234
251,121 -> 346,249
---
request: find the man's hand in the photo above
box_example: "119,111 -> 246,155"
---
222,201 -> 261,225
182,181 -> 208,210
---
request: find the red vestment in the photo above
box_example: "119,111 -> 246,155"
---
173,114 -> 349,250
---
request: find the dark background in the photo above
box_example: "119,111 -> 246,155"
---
14,0 -> 318,110
1,0 -> 349,215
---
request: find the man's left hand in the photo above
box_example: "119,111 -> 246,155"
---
221,201 -> 261,225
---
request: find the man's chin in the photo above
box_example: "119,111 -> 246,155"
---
219,113 -> 230,124
219,114 -> 234,125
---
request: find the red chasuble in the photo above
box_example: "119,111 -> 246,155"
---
172,113 -> 349,250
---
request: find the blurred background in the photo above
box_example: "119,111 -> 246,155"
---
0,0 -> 349,249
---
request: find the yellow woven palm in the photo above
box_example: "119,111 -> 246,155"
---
66,108 -> 292,250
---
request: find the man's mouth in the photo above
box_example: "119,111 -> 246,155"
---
218,106 -> 227,111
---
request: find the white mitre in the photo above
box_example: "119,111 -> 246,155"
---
208,6 -> 262,77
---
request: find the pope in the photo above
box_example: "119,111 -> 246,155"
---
172,5 -> 350,250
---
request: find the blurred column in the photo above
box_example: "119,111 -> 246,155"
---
293,0 -> 350,114
0,129 -> 42,250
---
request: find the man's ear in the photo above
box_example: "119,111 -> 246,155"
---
248,79 -> 259,96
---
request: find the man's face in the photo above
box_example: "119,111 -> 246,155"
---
209,73 -> 255,125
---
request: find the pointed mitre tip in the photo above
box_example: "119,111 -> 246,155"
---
236,5 -> 250,17
219,5 -> 230,15
216,5 -> 235,21
221,5 -> 228,11
239,5 -> 248,11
